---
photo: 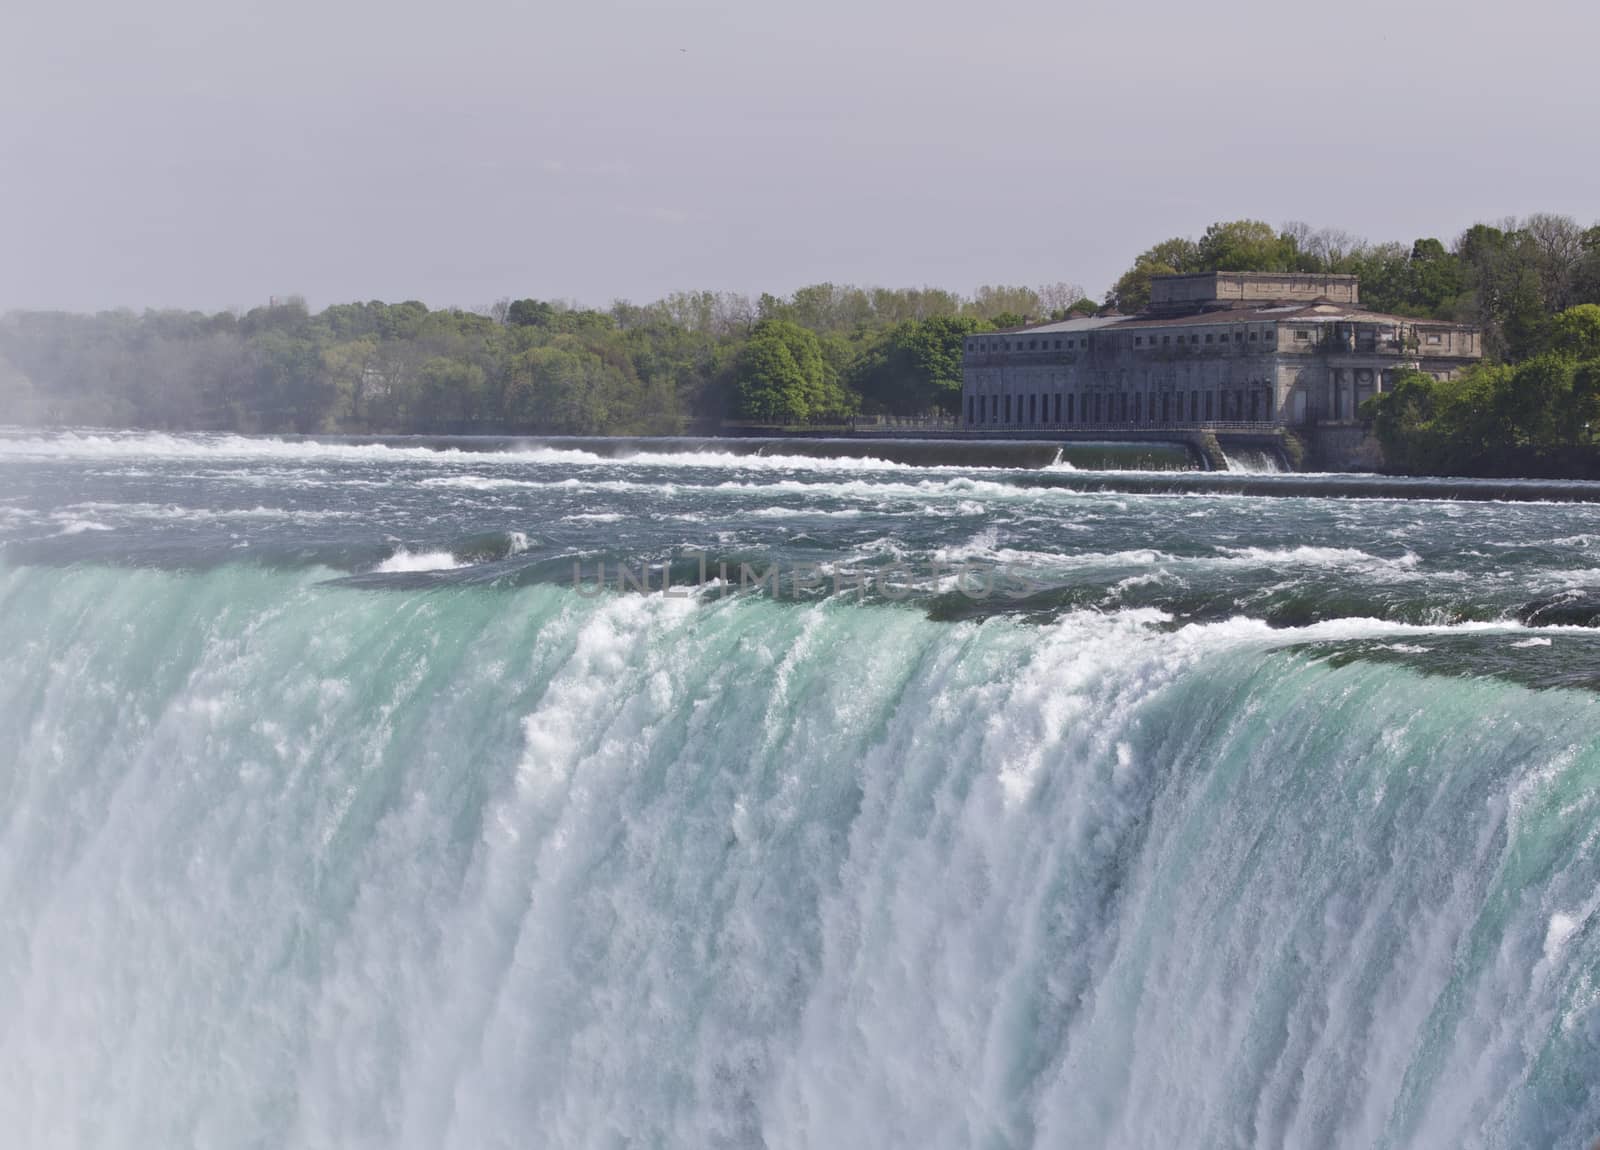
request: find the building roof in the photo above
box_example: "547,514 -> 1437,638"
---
992,315 -> 1127,335
991,301 -> 1475,336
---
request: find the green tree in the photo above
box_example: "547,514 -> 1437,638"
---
1458,224 -> 1547,361
247,330 -> 332,432
321,338 -> 379,425
412,357 -> 485,429
1195,220 -> 1293,272
1548,304 -> 1600,360
1107,236 -> 1201,312
968,285 -> 1042,324
1570,359 -> 1600,440
851,316 -> 991,415
732,319 -> 849,423
506,299 -> 556,328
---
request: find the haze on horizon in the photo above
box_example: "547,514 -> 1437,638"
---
2,0 -> 1596,316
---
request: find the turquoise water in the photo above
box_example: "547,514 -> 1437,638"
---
1,431 -> 1599,1148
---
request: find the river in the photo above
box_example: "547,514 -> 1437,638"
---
2,430 -> 1598,1148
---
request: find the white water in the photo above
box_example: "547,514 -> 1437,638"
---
0,566 -> 1596,1148
0,431 -> 925,474
1221,447 -> 1285,474
373,548 -> 467,573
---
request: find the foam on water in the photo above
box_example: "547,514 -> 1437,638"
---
373,549 -> 466,573
0,431 -> 933,475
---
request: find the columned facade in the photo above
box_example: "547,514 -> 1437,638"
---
960,273 -> 1482,431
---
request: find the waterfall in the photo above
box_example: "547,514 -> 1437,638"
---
1,564 -> 1595,1148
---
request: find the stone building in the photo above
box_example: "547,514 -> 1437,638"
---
960,272 -> 1482,429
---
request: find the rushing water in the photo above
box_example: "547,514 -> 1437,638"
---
2,429 -> 1599,1149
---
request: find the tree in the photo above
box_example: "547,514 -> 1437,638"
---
1523,213 -> 1586,312
1458,223 -> 1548,361
1570,360 -> 1600,440
1576,227 -> 1600,306
850,316 -> 991,415
1498,355 -> 1572,448
968,285 -> 1042,324
1105,234 -> 1210,312
322,338 -> 379,425
499,341 -> 672,434
1108,260 -> 1177,313
732,319 -> 849,423
1036,281 -> 1087,317
411,357 -> 485,429
1548,304 -> 1600,361
248,329 -> 332,432
506,299 -> 556,328
1195,220 -> 1292,272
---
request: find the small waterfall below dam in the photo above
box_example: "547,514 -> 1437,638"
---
1221,446 -> 1286,473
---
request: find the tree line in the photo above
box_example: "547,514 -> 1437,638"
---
2,214 -> 1597,449
0,283 -> 1087,435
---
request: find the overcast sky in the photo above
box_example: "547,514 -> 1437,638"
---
2,0 -> 1596,314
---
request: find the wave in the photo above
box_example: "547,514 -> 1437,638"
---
924,538 -> 1425,578
52,518 -> 114,535
373,548 -> 466,573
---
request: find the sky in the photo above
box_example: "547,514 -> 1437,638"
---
2,0 -> 1597,314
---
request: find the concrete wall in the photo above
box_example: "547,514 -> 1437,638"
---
1304,425 -> 1384,471
1150,272 -> 1359,310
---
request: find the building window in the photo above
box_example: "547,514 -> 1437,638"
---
1054,340 -> 1062,349
1294,330 -> 1310,341
1249,331 -> 1258,341
1005,396 -> 1012,423
1054,393 -> 1062,423
1205,334 -> 1214,344
1030,340 -> 1038,350
967,396 -> 974,423
1265,329 -> 1276,342
1426,333 -> 1442,345
1066,394 -> 1074,423
1029,394 -> 1037,423
1162,335 -> 1171,345
1135,337 -> 1143,346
